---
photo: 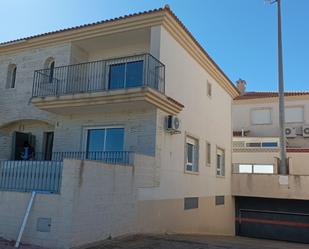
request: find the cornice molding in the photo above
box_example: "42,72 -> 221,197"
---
31,87 -> 183,115
233,95 -> 309,105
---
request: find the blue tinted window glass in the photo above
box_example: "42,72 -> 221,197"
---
87,129 -> 105,152
105,128 -> 124,151
126,60 -> 143,87
109,63 -> 125,89
262,142 -> 278,147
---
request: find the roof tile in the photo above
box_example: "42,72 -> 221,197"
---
234,91 -> 309,100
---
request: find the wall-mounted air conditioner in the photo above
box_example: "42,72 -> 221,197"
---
285,127 -> 296,138
302,125 -> 309,137
166,115 -> 181,134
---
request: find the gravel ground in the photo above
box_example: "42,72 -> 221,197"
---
87,234 -> 309,249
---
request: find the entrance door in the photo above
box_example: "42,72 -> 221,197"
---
43,132 -> 54,160
12,132 -> 35,160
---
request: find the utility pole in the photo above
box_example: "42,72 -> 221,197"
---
267,0 -> 287,174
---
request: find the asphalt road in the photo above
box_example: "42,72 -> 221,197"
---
2,234 -> 309,249
87,234 -> 309,249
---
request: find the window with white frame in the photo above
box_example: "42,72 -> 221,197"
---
207,81 -> 212,97
251,108 -> 272,125
85,127 -> 124,159
186,136 -> 199,172
285,106 -> 304,123
206,142 -> 211,166
216,147 -> 225,176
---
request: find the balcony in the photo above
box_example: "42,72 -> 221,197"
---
0,151 -> 133,194
31,54 -> 182,114
232,152 -> 309,200
233,136 -> 280,151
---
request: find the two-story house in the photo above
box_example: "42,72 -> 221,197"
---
0,6 -> 239,249
232,79 -> 309,243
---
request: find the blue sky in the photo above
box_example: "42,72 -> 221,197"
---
1,0 -> 308,92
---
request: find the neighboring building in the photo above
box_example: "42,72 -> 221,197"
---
233,79 -> 309,147
232,80 -> 309,243
0,6 -> 239,249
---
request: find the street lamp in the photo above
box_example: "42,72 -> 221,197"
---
266,0 -> 288,174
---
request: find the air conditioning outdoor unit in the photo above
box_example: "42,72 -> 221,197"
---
166,115 -> 181,134
302,125 -> 309,137
285,127 -> 296,138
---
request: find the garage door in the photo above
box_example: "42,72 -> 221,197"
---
236,197 -> 309,243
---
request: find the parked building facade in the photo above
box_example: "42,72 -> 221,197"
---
0,6 -> 239,249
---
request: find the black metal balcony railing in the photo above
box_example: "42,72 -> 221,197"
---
24,151 -> 134,166
32,53 -> 165,97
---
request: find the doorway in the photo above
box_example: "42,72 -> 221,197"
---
43,132 -> 54,160
12,132 -> 36,160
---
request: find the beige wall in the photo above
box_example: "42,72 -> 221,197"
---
134,26 -> 235,235
0,157 -> 150,249
289,152 -> 309,175
137,196 -> 234,236
71,28 -> 150,62
233,98 -> 309,147
233,150 -> 279,165
232,174 -> 309,200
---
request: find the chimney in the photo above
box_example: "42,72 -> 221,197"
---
236,79 -> 246,94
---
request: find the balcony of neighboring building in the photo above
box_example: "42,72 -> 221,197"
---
232,136 -> 309,200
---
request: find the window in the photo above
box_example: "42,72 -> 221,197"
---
207,81 -> 212,97
49,61 -> 55,83
206,142 -> 211,166
261,142 -> 278,147
184,197 -> 199,210
216,147 -> 225,176
44,57 -> 55,83
253,164 -> 274,174
238,164 -> 274,174
85,127 -> 124,160
285,106 -> 304,123
185,136 -> 199,172
237,164 -> 253,173
6,64 -> 17,88
109,60 -> 143,89
251,108 -> 272,125
246,142 -> 261,147
215,196 -> 225,205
